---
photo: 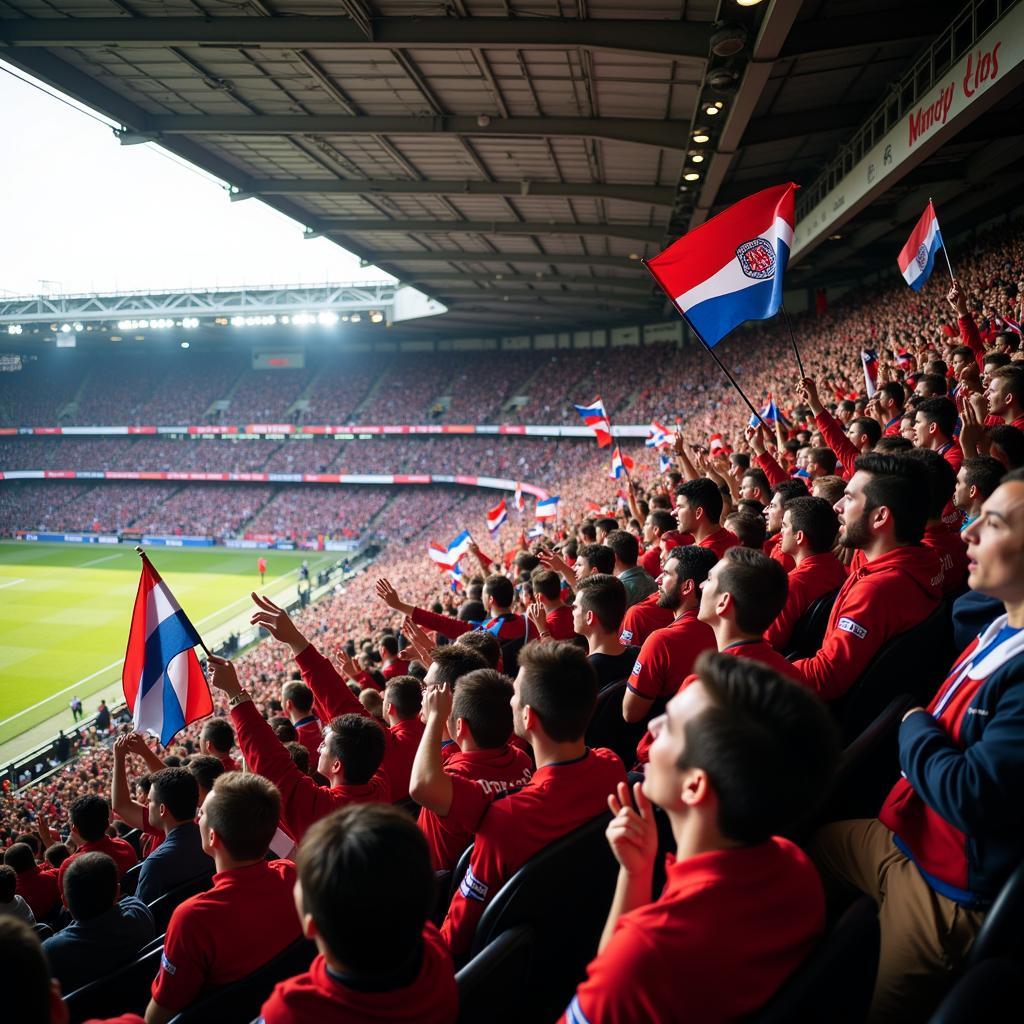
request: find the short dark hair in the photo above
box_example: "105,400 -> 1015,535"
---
784,496 -> 839,553
513,552 -> 540,575
69,794 -> 110,842
984,351 -> 1011,370
205,772 -> 281,861
379,634 -> 399,657
730,452 -> 751,471
454,630 -> 501,669
903,447 -> 957,519
0,917 -> 50,1024
991,364 -> 1024,402
854,453 -> 930,543
385,676 -> 423,719
716,547 -> 789,635
875,435 -> 914,454
285,741 -> 310,775
682,652 -> 840,842
605,529 -> 639,567
647,509 -> 676,534
878,380 -> 905,408
2,844 -> 35,875
771,479 -> 809,503
989,425 -> 1024,469
723,512 -> 766,550
741,467 -> 771,499
269,716 -> 298,742
297,804 -> 435,976
807,447 -> 838,474
917,372 -> 948,396
517,641 -> 597,742
282,681 -> 314,714
63,852 -> 117,922
530,568 -> 563,601
575,574 -> 627,634
962,456 -> 1005,500
201,717 -> 235,755
665,545 -> 719,588
186,754 -> 224,795
326,714 -> 386,785
578,542 -> 615,575
453,669 -> 515,749
44,844 -> 70,869
0,865 -> 15,904
429,645 -> 488,688
916,396 -> 957,438
150,767 -> 199,823
578,521 -> 597,542
677,477 -> 723,524
849,416 -> 882,447
595,517 -> 618,535
483,574 -> 515,608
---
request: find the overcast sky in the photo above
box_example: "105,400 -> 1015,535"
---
0,62 -> 393,297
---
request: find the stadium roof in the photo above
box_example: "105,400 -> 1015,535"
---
1,0 -> 1019,337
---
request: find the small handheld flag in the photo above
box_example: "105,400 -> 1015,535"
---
897,201 -> 947,291
486,498 -> 508,536
748,395 -> 788,429
536,495 -> 560,520
861,350 -> 879,398
513,481 -> 525,512
446,530 -> 473,564
645,421 -> 673,449
658,452 -> 672,473
448,562 -> 463,592
428,541 -> 455,572
123,549 -> 212,746
608,446 -> 635,480
574,398 -> 613,448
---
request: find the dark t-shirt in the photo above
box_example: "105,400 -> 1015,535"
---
589,648 -> 641,690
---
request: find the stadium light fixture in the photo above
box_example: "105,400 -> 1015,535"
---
318,311 -> 339,326
705,105 -> 720,116
180,341 -> 190,349
350,313 -> 361,324
369,311 -> 384,324
684,172 -> 700,182
735,0 -> 765,6
691,153 -> 705,163
693,131 -> 710,143
60,324 -> 71,333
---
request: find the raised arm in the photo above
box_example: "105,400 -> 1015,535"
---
672,433 -> 700,482
409,685 -> 455,815
111,734 -> 146,831
801,376 -> 861,477
948,278 -> 986,369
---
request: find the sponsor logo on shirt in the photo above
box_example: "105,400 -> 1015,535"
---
967,707 -> 990,716
161,953 -> 177,975
460,865 -> 489,903
620,629 -> 634,643
837,617 -> 868,640
631,659 -> 643,676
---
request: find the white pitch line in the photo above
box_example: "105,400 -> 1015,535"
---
81,553 -> 125,568
0,579 -> 25,591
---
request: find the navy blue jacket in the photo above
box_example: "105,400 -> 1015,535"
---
136,822 -> 214,904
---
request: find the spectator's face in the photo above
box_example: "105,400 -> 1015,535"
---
987,376 -> 1011,415
780,510 -> 800,557
847,423 -> 868,451
571,592 -> 590,635
573,557 -> 592,583
510,669 -> 527,739
697,561 -> 724,626
657,558 -> 684,611
316,727 -> 339,778
963,482 -> 1024,602
765,492 -> 786,534
835,471 -> 873,550
674,496 -> 696,534
900,416 -> 916,442
913,412 -> 935,448
643,680 -> 713,813
952,354 -> 971,375
954,467 -> 974,512
198,792 -> 215,856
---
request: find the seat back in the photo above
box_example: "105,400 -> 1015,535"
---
927,956 -> 1024,1023
147,872 -> 214,933
785,588 -> 840,660
746,897 -> 879,1024
120,828 -> 144,859
64,944 -> 163,1024
456,925 -> 534,1024
32,922 -> 53,940
471,814 -> 617,1021
584,680 -> 657,766
166,937 -> 317,1024
121,860 -> 143,896
966,856 -> 1024,967
832,601 -> 953,741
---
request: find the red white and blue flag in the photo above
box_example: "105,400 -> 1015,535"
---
709,433 -> 729,457
645,421 -> 673,449
748,394 -> 788,429
898,202 -> 944,292
645,182 -> 797,346
486,498 -> 508,536
122,556 -> 212,746
446,530 -> 473,563
536,495 -> 560,520
428,540 -> 455,571
1002,316 -> 1022,337
658,453 -> 672,473
513,481 -> 525,512
862,350 -> 879,398
574,398 -> 613,448
608,446 -> 635,480
448,562 -> 463,592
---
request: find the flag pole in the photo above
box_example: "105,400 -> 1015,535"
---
929,197 -> 955,282
134,545 -> 215,659
780,304 -> 806,378
642,261 -> 766,429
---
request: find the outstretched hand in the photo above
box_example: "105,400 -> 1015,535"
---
250,592 -> 308,653
207,654 -> 242,698
375,578 -> 413,616
606,781 -> 658,877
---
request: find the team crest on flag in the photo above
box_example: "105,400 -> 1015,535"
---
736,237 -> 776,280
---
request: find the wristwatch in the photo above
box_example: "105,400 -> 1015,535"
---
228,690 -> 252,708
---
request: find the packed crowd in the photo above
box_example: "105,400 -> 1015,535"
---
2,218 -> 1024,1024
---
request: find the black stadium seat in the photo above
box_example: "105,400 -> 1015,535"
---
456,925 -> 534,1024
146,872 -> 214,933
784,587 -> 840,660
121,860 -> 143,896
584,679 -> 657,766
120,828 -> 144,859
745,897 -> 880,1024
964,855 -> 1024,968
927,957 -> 1024,1023
166,937 -> 317,1024
63,944 -> 163,1024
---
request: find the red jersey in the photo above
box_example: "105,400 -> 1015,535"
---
381,658 -> 411,680
412,606 -> 526,643
639,544 -> 662,579
545,605 -> 577,640
765,552 -> 847,653
561,839 -> 824,1024
814,409 -> 860,480
764,534 -> 796,574
618,593 -> 673,648
231,698 -> 389,842
627,611 -> 716,703
791,545 -> 943,701
922,522 -> 969,598
293,715 -> 323,765
217,752 -> 240,773
14,863 -> 60,919
385,717 -> 426,803
442,748 -> 626,959
58,835 -> 137,902
419,745 -> 534,871
697,526 -> 740,561
152,859 -> 302,1012
258,924 -> 457,1024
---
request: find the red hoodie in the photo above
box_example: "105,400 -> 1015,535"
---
922,522 -> 969,597
790,545 -> 943,701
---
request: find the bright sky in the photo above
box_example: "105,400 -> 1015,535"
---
0,62 -> 394,298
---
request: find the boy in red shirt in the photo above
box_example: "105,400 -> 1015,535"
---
530,568 -> 577,639
146,772 -> 303,1024
57,795 -> 137,901
378,633 -> 411,680
378,675 -> 425,802
200,717 -> 238,772
258,804 -> 457,1024
906,447 -> 969,597
562,652 -> 840,1024
673,478 -> 740,561
281,680 -> 322,764
441,641 -> 626,960
410,670 -> 534,871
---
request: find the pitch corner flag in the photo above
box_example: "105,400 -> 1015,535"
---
122,554 -> 212,746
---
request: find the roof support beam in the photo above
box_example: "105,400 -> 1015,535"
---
780,8 -> 949,59
362,252 -> 642,269
313,219 -> 665,242
399,272 -> 652,291
131,115 -> 693,150
233,178 -> 677,206
0,16 -> 712,59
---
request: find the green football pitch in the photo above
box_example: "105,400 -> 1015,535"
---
0,542 -> 330,745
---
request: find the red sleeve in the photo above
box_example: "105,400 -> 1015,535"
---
444,773 -> 491,831
441,826 -> 509,960
814,409 -> 860,479
765,575 -> 807,653
412,606 -> 473,640
959,314 -> 987,369
295,645 -> 368,722
151,903 -> 209,1011
475,548 -> 494,571
755,451 -> 788,489
626,635 -> 662,701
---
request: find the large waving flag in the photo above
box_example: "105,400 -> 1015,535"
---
123,555 -> 212,746
486,498 -> 508,536
645,182 -> 796,346
898,201 -> 944,292
608,446 -> 635,480
574,398 -> 613,448
428,540 -> 455,571
446,530 -> 473,564
536,495 -> 560,520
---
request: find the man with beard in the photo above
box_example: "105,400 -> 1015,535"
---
622,547 -> 718,725
790,454 -> 943,701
